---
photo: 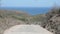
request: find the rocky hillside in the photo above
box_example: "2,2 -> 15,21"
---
1,7 -> 60,34
41,7 -> 60,34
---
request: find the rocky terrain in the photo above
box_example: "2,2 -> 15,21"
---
0,7 -> 60,34
41,7 -> 60,34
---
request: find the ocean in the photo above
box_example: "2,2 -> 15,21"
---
0,7 -> 50,15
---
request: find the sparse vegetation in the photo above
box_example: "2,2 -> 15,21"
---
1,7 -> 60,34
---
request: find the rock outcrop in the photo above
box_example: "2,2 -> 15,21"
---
42,7 -> 60,34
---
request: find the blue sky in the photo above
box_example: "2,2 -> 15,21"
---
1,0 -> 60,7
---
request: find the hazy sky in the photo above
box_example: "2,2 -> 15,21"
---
1,0 -> 60,7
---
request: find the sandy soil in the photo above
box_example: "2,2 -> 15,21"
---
4,25 -> 53,34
